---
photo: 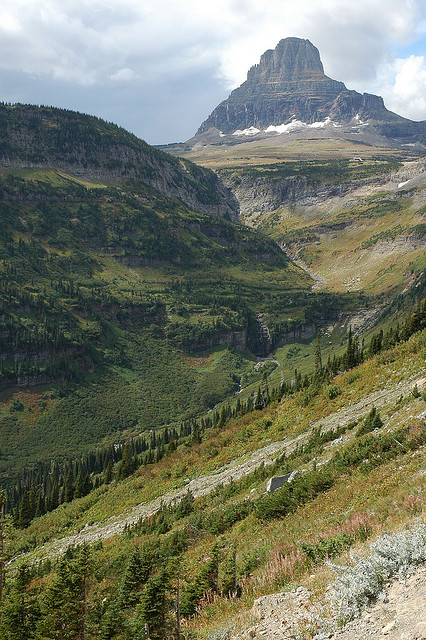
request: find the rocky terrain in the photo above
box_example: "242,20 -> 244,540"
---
191,38 -> 426,148
224,158 -> 426,220
229,566 -> 426,640
0,103 -> 240,220
19,373 -> 423,563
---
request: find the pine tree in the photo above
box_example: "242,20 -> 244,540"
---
117,443 -> 136,480
74,471 -> 85,499
37,545 -> 92,640
0,563 -> 40,640
104,460 -> 113,484
35,492 -> 46,518
119,547 -> 145,608
63,467 -> 75,503
356,406 -> 383,437
48,479 -> 59,512
137,566 -> 171,640
16,489 -> 35,529
220,545 -> 237,596
180,545 -> 219,617
314,331 -> 323,377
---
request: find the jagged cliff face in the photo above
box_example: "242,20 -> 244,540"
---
199,38 -> 345,133
196,37 -> 425,143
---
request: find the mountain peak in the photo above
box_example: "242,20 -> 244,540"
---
197,37 -> 347,135
247,38 -> 325,82
195,37 -> 425,145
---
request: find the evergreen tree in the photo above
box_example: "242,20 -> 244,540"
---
356,406 -> 383,437
180,545 -> 219,617
35,492 -> 46,518
314,331 -> 323,377
137,566 -> 171,640
16,489 -> 35,529
119,547 -> 145,608
63,467 -> 75,503
74,471 -> 85,500
104,460 -> 113,485
0,563 -> 40,640
49,479 -> 59,512
37,545 -> 92,640
220,545 -> 237,596
117,443 -> 136,480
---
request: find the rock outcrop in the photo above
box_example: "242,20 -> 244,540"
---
195,37 -> 426,146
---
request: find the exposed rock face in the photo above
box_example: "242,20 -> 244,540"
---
196,37 -> 426,144
199,38 -> 345,133
0,104 -> 240,220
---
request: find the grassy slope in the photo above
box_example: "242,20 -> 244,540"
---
182,140 -> 426,298
5,328 -> 425,638
183,137 -> 419,168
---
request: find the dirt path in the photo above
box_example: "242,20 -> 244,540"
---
25,374 -> 422,562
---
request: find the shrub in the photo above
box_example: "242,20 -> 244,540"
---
301,533 -> 354,565
328,524 -> 426,623
327,384 -> 341,399
255,469 -> 334,520
356,407 -> 383,437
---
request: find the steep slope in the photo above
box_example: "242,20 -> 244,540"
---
3,315 -> 425,640
163,38 -> 426,299
218,157 -> 426,296
0,163 -> 317,474
0,103 -> 239,220
2,104 -> 361,478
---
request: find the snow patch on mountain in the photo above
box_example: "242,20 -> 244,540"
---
232,126 -> 261,136
231,117 -> 346,137
265,117 -> 341,134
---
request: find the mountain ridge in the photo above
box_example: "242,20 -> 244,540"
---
0,103 -> 240,220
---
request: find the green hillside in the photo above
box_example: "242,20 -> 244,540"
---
0,103 -> 425,640
1,307 -> 424,640
0,164 -> 325,475
181,141 -> 426,298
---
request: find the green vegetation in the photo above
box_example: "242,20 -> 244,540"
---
0,322 -> 424,639
0,103 -> 425,640
5,289 -> 425,531
0,163 -> 319,475
222,158 -> 401,187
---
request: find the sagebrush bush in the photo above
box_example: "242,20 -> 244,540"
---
328,523 -> 426,623
206,624 -> 233,640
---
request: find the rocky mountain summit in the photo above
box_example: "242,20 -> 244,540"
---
193,37 -> 426,147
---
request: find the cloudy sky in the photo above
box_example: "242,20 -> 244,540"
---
0,0 -> 425,144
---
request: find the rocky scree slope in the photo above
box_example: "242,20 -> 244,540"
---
0,103 -> 239,220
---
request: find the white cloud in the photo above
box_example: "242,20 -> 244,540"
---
380,55 -> 426,120
0,0 -> 422,87
109,67 -> 138,82
0,0 -> 424,140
